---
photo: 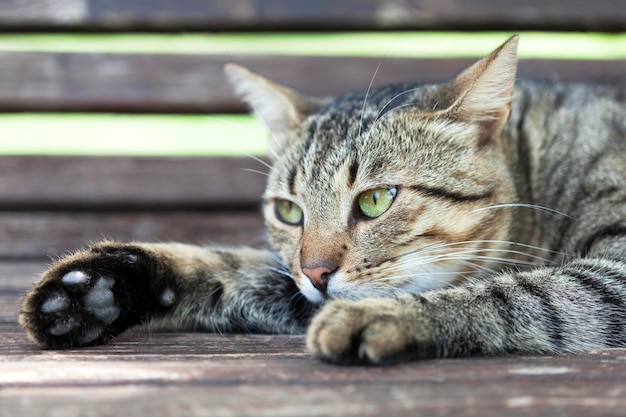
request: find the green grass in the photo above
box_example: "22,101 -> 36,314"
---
0,32 -> 625,59
0,31 -> 623,156
0,114 -> 266,156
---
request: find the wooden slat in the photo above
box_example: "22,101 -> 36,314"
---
0,53 -> 624,114
0,261 -> 42,322
1,321 -> 626,417
0,0 -> 624,32
4,266 -> 626,417
0,156 -> 266,208
0,211 -> 265,259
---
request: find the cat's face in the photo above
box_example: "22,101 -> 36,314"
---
227,36 -> 520,303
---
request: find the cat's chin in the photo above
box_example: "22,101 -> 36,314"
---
296,277 -> 327,304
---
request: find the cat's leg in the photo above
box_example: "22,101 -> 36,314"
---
20,241 -> 314,349
307,255 -> 626,365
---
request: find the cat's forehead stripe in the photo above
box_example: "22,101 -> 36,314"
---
347,161 -> 359,187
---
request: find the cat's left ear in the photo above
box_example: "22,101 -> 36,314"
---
442,35 -> 519,145
225,64 -> 326,156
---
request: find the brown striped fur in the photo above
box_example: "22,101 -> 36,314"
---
20,36 -> 626,364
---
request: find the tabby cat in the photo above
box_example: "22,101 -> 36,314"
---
20,36 -> 626,364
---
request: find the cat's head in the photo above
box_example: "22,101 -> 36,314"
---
226,36 -> 520,304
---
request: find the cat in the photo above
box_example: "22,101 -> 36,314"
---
19,35 -> 626,365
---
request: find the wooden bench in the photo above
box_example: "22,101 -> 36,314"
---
1,1 -> 625,416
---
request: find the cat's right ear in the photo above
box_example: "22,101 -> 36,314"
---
224,64 -> 325,157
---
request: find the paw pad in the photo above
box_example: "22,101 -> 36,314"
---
41,292 -> 70,313
49,317 -> 78,336
159,287 -> 176,307
84,276 -> 120,324
40,271 -> 121,339
61,270 -> 89,285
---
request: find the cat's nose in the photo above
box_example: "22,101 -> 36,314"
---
302,264 -> 336,294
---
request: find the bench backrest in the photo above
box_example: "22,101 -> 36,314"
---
0,1 -> 624,259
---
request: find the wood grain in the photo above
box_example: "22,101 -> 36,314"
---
1,323 -> 626,417
0,211 -> 265,259
0,0 -> 624,32
0,53 -> 623,113
0,156 -> 266,208
0,261 -> 41,323
4,263 -> 626,417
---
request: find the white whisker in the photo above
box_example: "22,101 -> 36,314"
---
358,62 -> 383,138
240,168 -> 271,178
458,260 -> 499,275
383,243 -> 555,280
393,239 -> 562,260
472,203 -> 572,218
391,253 -> 544,273
373,87 -> 422,123
391,248 -> 550,269
266,265 -> 293,279
377,273 -> 462,288
240,152 -> 278,174
366,102 -> 421,138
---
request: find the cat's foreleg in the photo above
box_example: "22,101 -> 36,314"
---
307,257 -> 626,365
20,241 -> 313,349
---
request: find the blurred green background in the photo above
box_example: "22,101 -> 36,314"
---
0,32 -> 624,156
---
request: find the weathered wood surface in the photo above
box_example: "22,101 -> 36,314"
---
0,156 -> 266,258
1,53 -> 624,113
0,155 -> 268,257
2,327 -> 626,417
0,211 -> 265,259
0,156 -> 266,209
3,262 -> 626,417
0,0 -> 624,32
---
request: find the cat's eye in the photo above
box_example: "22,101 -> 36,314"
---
275,199 -> 304,225
357,187 -> 397,219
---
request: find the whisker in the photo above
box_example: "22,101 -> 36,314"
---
458,259 -> 500,275
378,274 -> 462,288
240,152 -> 279,174
446,254 -> 544,267
471,203 -> 572,218
392,248 -> 551,268
265,265 -> 293,279
203,114 -> 275,156
390,239 -> 562,261
366,102 -> 421,138
373,87 -> 422,123
268,252 -> 288,267
358,62 -> 383,138
253,117 -> 282,158
386,247 -> 552,275
240,168 -> 271,178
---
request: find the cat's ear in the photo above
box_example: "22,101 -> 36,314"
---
442,35 -> 519,144
224,64 -> 325,155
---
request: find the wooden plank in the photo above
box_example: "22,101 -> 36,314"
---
4,262 -> 626,416
0,261 -> 42,323
0,0 -> 624,32
0,211 -> 265,259
0,156 -> 267,208
0,53 -> 624,113
1,323 -> 626,417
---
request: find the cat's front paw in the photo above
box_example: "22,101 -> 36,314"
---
19,242 -> 174,349
306,297 -> 435,365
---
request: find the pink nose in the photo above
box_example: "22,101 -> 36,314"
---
302,264 -> 336,294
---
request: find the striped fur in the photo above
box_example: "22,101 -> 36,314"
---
20,36 -> 626,365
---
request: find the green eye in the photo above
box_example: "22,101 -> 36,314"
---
275,199 -> 304,225
357,187 -> 397,218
